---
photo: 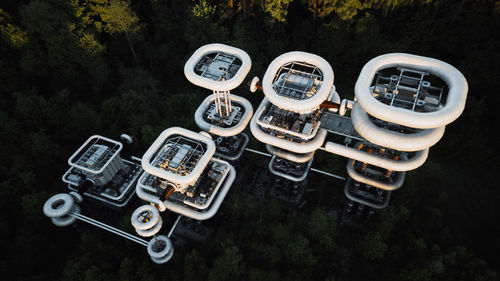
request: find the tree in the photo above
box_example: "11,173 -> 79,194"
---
0,9 -> 27,49
192,0 -> 217,18
19,0 -> 109,92
332,0 -> 373,21
307,0 -> 336,22
263,0 -> 294,22
356,231 -> 387,260
209,240 -> 243,281
100,0 -> 140,64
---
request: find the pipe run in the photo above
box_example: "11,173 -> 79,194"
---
346,159 -> 406,191
71,212 -> 148,247
266,144 -> 314,163
322,141 -> 428,171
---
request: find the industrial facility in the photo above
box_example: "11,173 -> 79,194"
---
43,44 -> 468,263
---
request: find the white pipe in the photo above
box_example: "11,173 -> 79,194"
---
351,103 -> 445,152
250,98 -> 327,154
262,51 -> 334,114
72,212 -> 148,246
214,91 -> 220,114
195,94 -> 253,137
346,159 -> 406,191
184,43 -> 252,91
355,53 -> 468,129
266,144 -> 314,163
244,147 -> 272,157
162,163 -> 236,220
310,167 -> 346,181
168,216 -> 182,239
328,85 -> 341,103
323,141 -> 428,171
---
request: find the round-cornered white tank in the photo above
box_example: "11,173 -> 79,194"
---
262,51 -> 334,114
355,53 -> 468,129
350,103 -> 446,152
184,43 -> 252,91
195,94 -> 253,136
141,127 -> 216,186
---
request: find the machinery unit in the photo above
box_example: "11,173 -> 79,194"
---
62,135 -> 141,208
321,53 -> 467,215
135,127 -> 236,221
186,43 -> 253,161
250,51 -> 338,184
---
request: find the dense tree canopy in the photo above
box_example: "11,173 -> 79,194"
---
0,0 -> 499,280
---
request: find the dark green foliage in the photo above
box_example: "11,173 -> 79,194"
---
0,0 -> 498,280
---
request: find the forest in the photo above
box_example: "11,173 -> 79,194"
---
0,0 -> 499,280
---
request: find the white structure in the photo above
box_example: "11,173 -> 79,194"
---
43,48 -> 469,264
61,135 -> 141,208
324,53 -> 467,190
319,53 -> 468,210
250,51 -> 337,181
249,51 -> 467,209
44,133 -> 185,265
135,127 -> 236,221
185,43 -> 253,160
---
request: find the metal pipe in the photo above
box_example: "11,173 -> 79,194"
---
244,147 -> 346,180
168,215 -> 182,238
71,212 -> 148,246
309,167 -> 346,181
